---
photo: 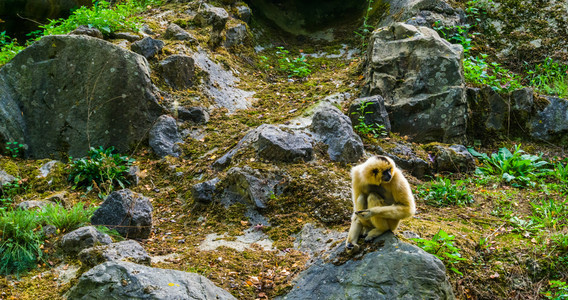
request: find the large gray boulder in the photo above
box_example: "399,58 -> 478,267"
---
0,169 -> 16,185
278,232 -> 455,300
130,37 -> 164,59
530,97 -> 568,144
310,106 -> 364,163
149,115 -> 182,158
256,125 -> 313,163
372,143 -> 431,179
59,226 -> 113,255
364,22 -> 467,143
78,240 -> 151,267
194,4 -> 229,31
91,189 -> 153,239
0,35 -> 163,159
66,261 -> 236,300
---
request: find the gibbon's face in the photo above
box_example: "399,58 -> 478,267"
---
367,156 -> 395,184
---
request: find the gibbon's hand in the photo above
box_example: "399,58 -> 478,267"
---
355,210 -> 373,219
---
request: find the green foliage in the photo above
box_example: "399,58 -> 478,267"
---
468,145 -> 550,187
418,178 -> 473,207
4,141 -> 25,158
0,202 -> 95,275
351,101 -> 387,138
275,47 -> 311,78
543,280 -> 568,300
0,179 -> 25,212
68,146 -> 135,197
40,0 -> 160,36
434,22 -> 474,54
0,32 -> 26,66
550,161 -> 568,183
526,57 -> 568,98
354,0 -> 375,50
529,198 -> 568,231
40,203 -> 96,232
464,54 -> 524,92
412,229 -> 466,275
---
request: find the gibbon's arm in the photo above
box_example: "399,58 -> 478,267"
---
357,174 -> 415,220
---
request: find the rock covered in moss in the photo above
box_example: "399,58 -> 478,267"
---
78,240 -> 151,267
256,125 -> 314,163
176,106 -> 209,124
278,232 -> 455,300
69,25 -> 104,39
364,22 -> 466,144
164,23 -> 197,42
0,35 -> 164,159
224,23 -> 249,48
310,106 -> 364,163
149,115 -> 183,158
130,36 -> 164,59
427,144 -> 475,173
530,97 -> 568,144
372,143 -> 431,179
194,4 -> 230,31
220,166 -> 284,209
59,226 -> 113,255
0,169 -> 16,185
191,178 -> 220,204
236,5 -> 252,23
159,55 -> 195,90
66,261 -> 236,300
91,189 -> 153,239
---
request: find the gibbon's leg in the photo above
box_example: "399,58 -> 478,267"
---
387,219 -> 400,232
365,193 -> 390,241
357,205 -> 414,221
346,214 -> 363,251
346,193 -> 367,251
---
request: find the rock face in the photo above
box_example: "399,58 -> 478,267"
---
149,115 -> 182,158
0,35 -> 163,159
380,0 -> 465,30
78,240 -> 151,267
224,23 -> 249,48
191,178 -> 220,204
256,125 -> 313,163
164,23 -> 196,42
348,95 -> 391,134
373,143 -> 431,179
220,166 -> 283,209
0,169 -> 16,185
195,4 -> 230,31
91,189 -> 153,239
59,226 -> 113,255
310,106 -> 364,163
530,97 -> 568,144
66,261 -> 236,300
364,22 -> 466,143
279,232 -> 455,300
176,106 -> 209,124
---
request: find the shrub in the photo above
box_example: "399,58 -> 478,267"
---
526,57 -> 568,99
0,32 -> 26,66
412,229 -> 466,275
68,146 -> 135,197
468,145 -> 550,187
275,47 -> 311,78
40,0 -> 160,36
418,178 -> 473,207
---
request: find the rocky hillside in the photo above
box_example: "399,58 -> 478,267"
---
0,0 -> 567,299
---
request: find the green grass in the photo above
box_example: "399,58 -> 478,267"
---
526,57 -> 568,99
0,203 -> 95,275
418,177 -> 473,207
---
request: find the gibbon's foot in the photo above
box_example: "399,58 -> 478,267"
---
346,243 -> 360,253
364,228 -> 386,242
355,209 -> 373,220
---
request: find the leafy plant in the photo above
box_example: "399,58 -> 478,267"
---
542,280 -> 568,300
4,141 -> 25,158
550,161 -> 568,183
0,179 -> 25,212
0,31 -> 26,66
40,0 -> 160,36
526,57 -> 568,98
351,101 -> 388,138
468,145 -> 550,187
418,178 -> 473,207
275,47 -> 311,78
412,229 -> 466,275
464,54 -> 524,92
354,0 -> 375,50
68,146 -> 135,197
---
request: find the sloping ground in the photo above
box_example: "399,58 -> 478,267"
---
1,1 -> 567,300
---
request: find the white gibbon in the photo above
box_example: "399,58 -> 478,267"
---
346,155 -> 415,252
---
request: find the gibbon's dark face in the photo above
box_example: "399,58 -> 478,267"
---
382,168 -> 392,182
